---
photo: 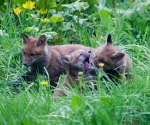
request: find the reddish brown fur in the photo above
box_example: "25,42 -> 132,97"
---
53,49 -> 94,97
92,34 -> 133,82
15,34 -> 95,88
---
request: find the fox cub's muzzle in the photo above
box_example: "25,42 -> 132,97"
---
23,61 -> 33,66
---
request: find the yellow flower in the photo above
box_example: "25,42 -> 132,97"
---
78,71 -> 83,75
98,63 -> 105,67
53,37 -> 58,42
13,7 -> 22,15
38,9 -> 48,14
41,18 -> 48,23
40,81 -> 48,85
131,2 -> 135,5
23,1 -> 36,10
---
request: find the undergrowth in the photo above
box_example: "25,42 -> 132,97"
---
0,0 -> 150,125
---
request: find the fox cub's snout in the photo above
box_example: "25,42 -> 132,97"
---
61,49 -> 93,73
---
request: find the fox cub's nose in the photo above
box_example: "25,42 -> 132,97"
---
23,62 -> 32,66
23,62 -> 28,66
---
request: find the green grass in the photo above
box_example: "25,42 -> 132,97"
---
0,0 -> 150,125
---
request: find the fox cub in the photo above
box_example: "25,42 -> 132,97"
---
14,34 -> 95,88
53,49 -> 94,96
92,34 -> 133,82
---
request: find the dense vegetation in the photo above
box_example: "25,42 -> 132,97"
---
0,0 -> 150,124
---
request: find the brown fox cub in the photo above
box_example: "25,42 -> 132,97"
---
92,34 -> 133,82
53,49 -> 94,96
14,34 -> 95,88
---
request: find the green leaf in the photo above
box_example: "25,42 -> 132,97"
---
62,0 -> 89,12
36,0 -> 57,9
41,32 -> 57,39
71,96 -> 78,111
71,96 -> 85,112
49,15 -> 64,23
23,26 -> 39,33
99,9 -> 109,23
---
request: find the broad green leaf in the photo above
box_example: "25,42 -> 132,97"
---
62,0 -> 89,12
23,26 -> 39,33
36,0 -> 57,9
49,15 -> 64,23
41,32 -> 57,39
71,96 -> 85,112
71,96 -> 78,111
99,9 -> 109,23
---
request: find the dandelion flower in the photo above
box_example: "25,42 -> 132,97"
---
131,2 -> 135,5
13,7 -> 22,15
41,18 -> 48,23
53,37 -> 58,42
78,71 -> 83,75
23,1 -> 36,10
98,63 -> 105,67
40,81 -> 48,85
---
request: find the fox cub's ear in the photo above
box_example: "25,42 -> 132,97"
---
21,33 -> 28,44
36,35 -> 46,46
61,55 -> 72,64
112,52 -> 125,63
106,34 -> 112,45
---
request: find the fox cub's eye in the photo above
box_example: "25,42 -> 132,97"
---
30,53 -> 36,56
80,53 -> 83,56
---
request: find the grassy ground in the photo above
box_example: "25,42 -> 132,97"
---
0,0 -> 150,125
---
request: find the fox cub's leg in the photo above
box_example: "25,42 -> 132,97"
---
21,70 -> 37,81
119,66 -> 126,82
50,76 -> 60,88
